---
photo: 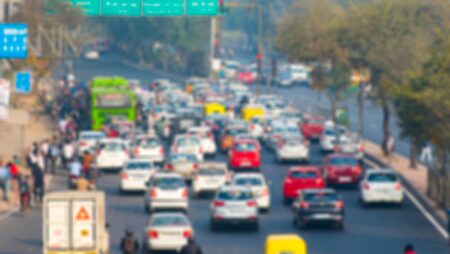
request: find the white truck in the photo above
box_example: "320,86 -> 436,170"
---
43,191 -> 109,254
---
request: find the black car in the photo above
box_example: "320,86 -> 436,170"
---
292,188 -> 344,230
170,114 -> 201,137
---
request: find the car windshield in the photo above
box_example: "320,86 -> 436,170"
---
171,154 -> 196,163
151,216 -> 189,227
290,171 -> 318,179
101,142 -> 125,151
234,143 -> 256,152
177,138 -> 199,146
80,133 -> 104,140
329,157 -> 357,166
198,168 -> 225,176
218,190 -> 253,200
304,192 -> 338,202
306,118 -> 322,125
153,177 -> 185,189
226,128 -> 247,136
367,173 -> 397,182
137,138 -> 160,147
234,177 -> 263,186
126,162 -> 153,170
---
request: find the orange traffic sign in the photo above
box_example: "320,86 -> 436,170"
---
76,207 -> 90,221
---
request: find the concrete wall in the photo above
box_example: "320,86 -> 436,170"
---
0,0 -> 23,23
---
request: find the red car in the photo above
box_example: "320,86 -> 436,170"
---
322,154 -> 362,186
228,139 -> 261,170
300,116 -> 324,140
237,67 -> 256,84
283,166 -> 325,204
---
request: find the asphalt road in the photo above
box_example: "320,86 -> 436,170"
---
0,54 -> 447,254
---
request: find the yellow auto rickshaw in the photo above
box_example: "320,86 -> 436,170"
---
265,234 -> 307,254
242,104 -> 265,121
204,102 -> 226,116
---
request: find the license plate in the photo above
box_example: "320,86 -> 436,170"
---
338,176 -> 352,183
314,213 -> 332,219
240,161 -> 251,167
207,179 -> 218,184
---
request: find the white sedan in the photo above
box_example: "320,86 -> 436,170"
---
192,162 -> 229,197
360,169 -> 404,206
187,126 -> 217,156
144,173 -> 189,213
231,173 -> 271,212
132,136 -> 165,164
77,131 -> 105,155
119,159 -> 157,192
96,138 -> 129,171
275,138 -> 309,163
171,135 -> 204,161
144,212 -> 193,252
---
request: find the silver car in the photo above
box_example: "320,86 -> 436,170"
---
209,186 -> 259,231
144,173 -> 188,213
143,212 -> 193,252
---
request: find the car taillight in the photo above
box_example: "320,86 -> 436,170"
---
166,164 -> 174,171
284,178 -> 293,185
199,147 -> 203,154
193,163 -> 199,170
363,182 -> 370,190
150,188 -> 157,198
164,123 -> 169,129
359,143 -> 365,152
213,200 -> 225,207
172,147 -> 178,153
208,132 -> 214,140
79,141 -> 87,147
261,188 -> 269,197
121,172 -> 128,180
96,149 -> 102,156
335,200 -> 344,209
182,230 -> 192,238
300,201 -> 309,209
182,188 -> 188,198
353,166 -> 362,176
148,230 -> 158,239
247,200 -> 257,207
303,140 -> 309,146
395,182 -> 402,190
134,148 -> 139,156
160,147 -> 164,154
124,150 -> 129,156
316,178 -> 324,186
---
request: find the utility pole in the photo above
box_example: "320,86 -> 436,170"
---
265,0 -> 272,94
257,5 -> 263,96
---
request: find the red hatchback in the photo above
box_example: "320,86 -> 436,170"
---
300,116 -> 324,140
322,154 -> 362,186
283,166 -> 325,204
228,139 -> 261,170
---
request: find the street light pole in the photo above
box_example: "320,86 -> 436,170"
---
257,5 -> 263,96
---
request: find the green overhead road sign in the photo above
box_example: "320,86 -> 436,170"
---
143,0 -> 184,16
65,0 -> 100,16
101,0 -> 141,16
61,0 -> 220,16
186,0 -> 219,15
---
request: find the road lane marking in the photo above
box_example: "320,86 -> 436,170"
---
365,159 -> 449,239
0,208 -> 19,222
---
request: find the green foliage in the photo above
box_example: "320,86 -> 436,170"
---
100,17 -> 210,76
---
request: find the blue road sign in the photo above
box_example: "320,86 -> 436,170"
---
0,24 -> 28,59
14,72 -> 32,94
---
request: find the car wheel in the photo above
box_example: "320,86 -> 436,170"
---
298,219 -> 307,230
210,220 -> 219,232
251,222 -> 259,232
292,217 -> 298,227
261,207 -> 269,214
359,197 -> 367,208
335,222 -> 344,231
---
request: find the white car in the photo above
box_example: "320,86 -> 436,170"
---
337,133 -> 364,160
120,159 -> 157,192
275,138 -> 309,163
249,116 -> 265,138
132,136 -> 165,164
192,162 -> 229,197
84,49 -> 99,60
289,63 -> 311,84
360,169 -> 404,205
77,131 -> 105,155
187,126 -> 217,156
320,127 -> 348,152
231,173 -> 270,212
144,212 -> 193,252
96,139 -> 129,171
145,173 -> 188,213
171,135 -> 204,161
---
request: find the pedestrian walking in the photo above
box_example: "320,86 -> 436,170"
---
420,142 -> 433,166
40,139 -> 50,172
180,237 -> 203,254
69,157 -> 82,189
385,132 -> 395,165
0,159 -> 11,202
7,157 -> 19,191
48,138 -> 61,174
31,158 -> 45,204
63,140 -> 75,170
19,175 -> 31,215
120,229 -> 139,254
404,243 -> 416,254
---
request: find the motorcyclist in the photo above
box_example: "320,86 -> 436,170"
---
180,237 -> 203,254
120,229 -> 139,254
404,244 -> 416,254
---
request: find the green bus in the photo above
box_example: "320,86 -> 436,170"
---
90,77 -> 136,130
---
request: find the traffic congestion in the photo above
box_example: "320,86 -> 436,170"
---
40,74 -> 425,254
